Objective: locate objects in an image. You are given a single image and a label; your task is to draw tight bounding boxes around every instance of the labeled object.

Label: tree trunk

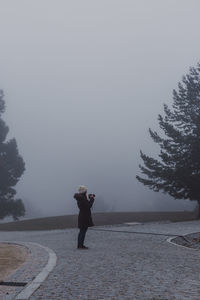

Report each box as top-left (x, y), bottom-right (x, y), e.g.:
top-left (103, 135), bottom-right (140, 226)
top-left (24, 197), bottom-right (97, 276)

top-left (196, 200), bottom-right (200, 219)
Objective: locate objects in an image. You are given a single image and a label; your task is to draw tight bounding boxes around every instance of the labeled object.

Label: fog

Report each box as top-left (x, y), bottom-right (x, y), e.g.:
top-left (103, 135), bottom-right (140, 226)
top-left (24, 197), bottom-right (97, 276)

top-left (0, 0), bottom-right (199, 217)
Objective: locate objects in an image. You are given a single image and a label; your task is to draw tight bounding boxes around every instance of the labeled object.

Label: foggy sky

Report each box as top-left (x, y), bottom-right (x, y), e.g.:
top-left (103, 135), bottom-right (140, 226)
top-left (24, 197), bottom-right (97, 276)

top-left (0, 0), bottom-right (199, 217)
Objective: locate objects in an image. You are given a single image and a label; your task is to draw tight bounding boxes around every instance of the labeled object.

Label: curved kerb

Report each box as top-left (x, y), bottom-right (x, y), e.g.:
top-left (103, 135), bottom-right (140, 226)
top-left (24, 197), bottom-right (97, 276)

top-left (16, 242), bottom-right (57, 300)
top-left (167, 236), bottom-right (199, 251)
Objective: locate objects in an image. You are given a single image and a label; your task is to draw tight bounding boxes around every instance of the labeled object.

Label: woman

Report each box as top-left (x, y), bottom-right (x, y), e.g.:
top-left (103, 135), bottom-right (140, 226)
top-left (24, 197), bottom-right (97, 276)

top-left (74, 185), bottom-right (95, 249)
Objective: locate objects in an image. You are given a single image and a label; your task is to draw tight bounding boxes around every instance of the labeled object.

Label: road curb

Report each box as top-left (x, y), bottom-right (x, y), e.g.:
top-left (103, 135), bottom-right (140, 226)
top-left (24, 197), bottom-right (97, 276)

top-left (167, 236), bottom-right (199, 251)
top-left (15, 242), bottom-right (57, 300)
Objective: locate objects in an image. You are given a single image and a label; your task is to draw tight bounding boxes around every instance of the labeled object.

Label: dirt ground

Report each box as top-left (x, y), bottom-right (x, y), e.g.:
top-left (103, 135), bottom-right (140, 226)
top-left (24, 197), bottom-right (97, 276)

top-left (0, 244), bottom-right (29, 282)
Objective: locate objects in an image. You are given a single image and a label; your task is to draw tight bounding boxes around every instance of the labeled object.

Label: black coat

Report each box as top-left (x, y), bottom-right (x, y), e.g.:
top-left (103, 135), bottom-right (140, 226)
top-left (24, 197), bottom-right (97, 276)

top-left (74, 193), bottom-right (94, 228)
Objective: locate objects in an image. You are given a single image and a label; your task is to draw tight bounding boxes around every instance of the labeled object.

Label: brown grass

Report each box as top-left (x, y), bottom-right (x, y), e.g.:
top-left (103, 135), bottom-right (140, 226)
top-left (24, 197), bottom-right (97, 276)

top-left (0, 244), bottom-right (28, 281)
top-left (0, 211), bottom-right (197, 231)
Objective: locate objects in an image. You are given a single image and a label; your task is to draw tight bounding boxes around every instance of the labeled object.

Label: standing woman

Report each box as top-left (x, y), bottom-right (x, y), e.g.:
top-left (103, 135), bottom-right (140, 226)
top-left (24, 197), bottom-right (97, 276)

top-left (74, 186), bottom-right (95, 249)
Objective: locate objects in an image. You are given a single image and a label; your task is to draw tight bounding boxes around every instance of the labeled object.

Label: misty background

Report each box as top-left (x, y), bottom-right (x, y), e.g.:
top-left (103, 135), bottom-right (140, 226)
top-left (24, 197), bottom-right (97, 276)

top-left (0, 0), bottom-right (199, 218)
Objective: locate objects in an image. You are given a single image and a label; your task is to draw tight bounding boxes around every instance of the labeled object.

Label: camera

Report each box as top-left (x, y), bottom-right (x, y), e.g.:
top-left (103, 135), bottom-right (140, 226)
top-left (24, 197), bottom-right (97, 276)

top-left (88, 194), bottom-right (95, 198)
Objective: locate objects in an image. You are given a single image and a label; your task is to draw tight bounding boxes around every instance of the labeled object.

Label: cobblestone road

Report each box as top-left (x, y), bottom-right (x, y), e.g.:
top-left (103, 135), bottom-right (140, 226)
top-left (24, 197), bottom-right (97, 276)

top-left (1, 220), bottom-right (200, 299)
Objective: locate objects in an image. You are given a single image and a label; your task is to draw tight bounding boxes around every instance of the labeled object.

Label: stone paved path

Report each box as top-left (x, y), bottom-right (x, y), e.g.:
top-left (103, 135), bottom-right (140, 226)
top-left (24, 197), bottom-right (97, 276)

top-left (0, 220), bottom-right (200, 299)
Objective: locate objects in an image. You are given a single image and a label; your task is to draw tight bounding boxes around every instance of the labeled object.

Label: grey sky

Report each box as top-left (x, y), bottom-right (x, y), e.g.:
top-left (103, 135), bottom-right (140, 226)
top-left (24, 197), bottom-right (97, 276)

top-left (0, 0), bottom-right (199, 216)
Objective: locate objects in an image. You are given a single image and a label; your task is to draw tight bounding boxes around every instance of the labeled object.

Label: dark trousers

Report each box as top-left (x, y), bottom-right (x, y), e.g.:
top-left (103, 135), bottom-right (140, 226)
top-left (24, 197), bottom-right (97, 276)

top-left (78, 227), bottom-right (88, 247)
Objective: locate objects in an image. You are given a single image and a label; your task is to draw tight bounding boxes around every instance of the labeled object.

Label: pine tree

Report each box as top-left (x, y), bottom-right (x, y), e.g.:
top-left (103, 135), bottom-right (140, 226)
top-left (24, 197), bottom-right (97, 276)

top-left (0, 90), bottom-right (25, 220)
top-left (136, 63), bottom-right (200, 217)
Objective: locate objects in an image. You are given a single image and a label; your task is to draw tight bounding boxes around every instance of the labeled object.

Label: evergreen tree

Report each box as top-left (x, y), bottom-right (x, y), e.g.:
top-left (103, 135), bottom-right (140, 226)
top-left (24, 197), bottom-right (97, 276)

top-left (136, 64), bottom-right (200, 217)
top-left (0, 90), bottom-right (25, 220)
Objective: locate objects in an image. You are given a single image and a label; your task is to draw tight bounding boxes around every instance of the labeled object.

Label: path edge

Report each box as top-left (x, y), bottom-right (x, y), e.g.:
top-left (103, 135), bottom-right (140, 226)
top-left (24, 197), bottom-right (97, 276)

top-left (15, 242), bottom-right (57, 300)
top-left (167, 236), bottom-right (199, 251)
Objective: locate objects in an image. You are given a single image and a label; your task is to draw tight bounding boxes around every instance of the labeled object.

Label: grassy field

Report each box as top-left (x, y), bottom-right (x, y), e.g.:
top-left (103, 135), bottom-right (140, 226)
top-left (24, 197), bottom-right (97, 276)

top-left (0, 211), bottom-right (197, 231)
